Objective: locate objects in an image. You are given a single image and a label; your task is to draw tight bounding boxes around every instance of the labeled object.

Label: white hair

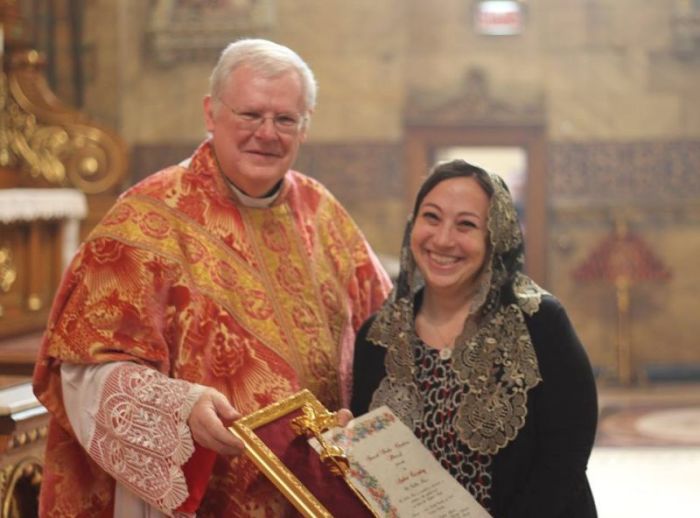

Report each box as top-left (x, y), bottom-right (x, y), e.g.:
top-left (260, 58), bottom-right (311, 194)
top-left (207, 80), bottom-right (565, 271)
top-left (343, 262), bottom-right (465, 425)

top-left (209, 38), bottom-right (317, 114)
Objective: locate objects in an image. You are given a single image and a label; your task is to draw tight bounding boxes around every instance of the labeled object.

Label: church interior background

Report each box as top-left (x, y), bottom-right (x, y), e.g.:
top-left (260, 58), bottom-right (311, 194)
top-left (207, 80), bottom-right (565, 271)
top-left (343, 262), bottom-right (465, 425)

top-left (0, 0), bottom-right (699, 516)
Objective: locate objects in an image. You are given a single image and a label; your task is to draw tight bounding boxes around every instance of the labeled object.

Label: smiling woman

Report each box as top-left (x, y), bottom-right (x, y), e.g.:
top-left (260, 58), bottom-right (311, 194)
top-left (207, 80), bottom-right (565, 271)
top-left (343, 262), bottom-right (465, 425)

top-left (352, 159), bottom-right (599, 518)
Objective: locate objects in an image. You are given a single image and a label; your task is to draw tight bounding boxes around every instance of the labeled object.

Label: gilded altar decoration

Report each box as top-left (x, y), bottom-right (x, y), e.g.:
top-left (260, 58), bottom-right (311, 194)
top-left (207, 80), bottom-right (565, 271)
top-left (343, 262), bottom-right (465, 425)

top-left (0, 53), bottom-right (68, 185)
top-left (0, 188), bottom-right (87, 336)
top-left (0, 456), bottom-right (43, 518)
top-left (0, 379), bottom-right (50, 518)
top-left (573, 215), bottom-right (671, 385)
top-left (0, 247), bottom-right (16, 295)
top-left (0, 50), bottom-right (127, 193)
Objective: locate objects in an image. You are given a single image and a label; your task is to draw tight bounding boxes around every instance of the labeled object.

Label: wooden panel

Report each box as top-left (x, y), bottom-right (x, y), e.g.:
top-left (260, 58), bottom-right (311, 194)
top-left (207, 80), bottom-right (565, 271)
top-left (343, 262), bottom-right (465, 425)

top-left (0, 334), bottom-right (42, 377)
top-left (0, 220), bottom-right (62, 339)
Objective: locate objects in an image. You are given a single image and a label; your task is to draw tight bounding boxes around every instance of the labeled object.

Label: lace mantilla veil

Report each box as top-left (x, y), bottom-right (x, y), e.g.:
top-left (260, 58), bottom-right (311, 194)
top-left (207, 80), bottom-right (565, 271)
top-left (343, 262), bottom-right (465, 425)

top-left (367, 170), bottom-right (547, 454)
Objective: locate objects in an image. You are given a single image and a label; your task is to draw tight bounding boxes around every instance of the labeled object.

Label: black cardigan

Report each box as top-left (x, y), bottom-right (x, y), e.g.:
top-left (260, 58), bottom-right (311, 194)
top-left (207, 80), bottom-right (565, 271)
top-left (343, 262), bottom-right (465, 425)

top-left (351, 295), bottom-right (598, 518)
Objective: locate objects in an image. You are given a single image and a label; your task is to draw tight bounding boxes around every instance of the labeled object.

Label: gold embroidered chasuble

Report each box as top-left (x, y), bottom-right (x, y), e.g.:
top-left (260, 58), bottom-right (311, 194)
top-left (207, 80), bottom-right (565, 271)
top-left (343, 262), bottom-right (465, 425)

top-left (32, 141), bottom-right (391, 517)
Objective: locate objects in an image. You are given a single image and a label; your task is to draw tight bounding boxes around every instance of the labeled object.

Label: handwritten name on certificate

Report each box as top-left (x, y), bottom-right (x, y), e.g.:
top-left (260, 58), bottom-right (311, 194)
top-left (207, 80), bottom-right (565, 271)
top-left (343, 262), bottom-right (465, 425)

top-left (322, 406), bottom-right (492, 518)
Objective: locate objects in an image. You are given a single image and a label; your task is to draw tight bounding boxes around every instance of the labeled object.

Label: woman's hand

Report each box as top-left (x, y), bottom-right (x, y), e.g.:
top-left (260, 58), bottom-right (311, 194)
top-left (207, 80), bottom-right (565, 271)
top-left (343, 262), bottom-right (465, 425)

top-left (336, 408), bottom-right (353, 427)
top-left (188, 387), bottom-right (245, 456)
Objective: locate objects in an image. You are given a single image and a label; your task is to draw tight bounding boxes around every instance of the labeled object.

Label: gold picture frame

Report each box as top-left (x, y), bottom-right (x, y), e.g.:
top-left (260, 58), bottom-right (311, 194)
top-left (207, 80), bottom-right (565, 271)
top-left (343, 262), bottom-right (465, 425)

top-left (229, 389), bottom-right (370, 518)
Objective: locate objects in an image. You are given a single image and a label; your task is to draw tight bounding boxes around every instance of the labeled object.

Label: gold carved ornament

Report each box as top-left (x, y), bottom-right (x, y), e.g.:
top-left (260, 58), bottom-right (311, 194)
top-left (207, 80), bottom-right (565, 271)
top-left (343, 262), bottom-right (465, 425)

top-left (229, 390), bottom-right (380, 518)
top-left (0, 246), bottom-right (17, 318)
top-left (0, 456), bottom-right (43, 518)
top-left (0, 247), bottom-right (16, 294)
top-left (291, 404), bottom-right (350, 477)
top-left (290, 403), bottom-right (379, 517)
top-left (0, 50), bottom-right (127, 194)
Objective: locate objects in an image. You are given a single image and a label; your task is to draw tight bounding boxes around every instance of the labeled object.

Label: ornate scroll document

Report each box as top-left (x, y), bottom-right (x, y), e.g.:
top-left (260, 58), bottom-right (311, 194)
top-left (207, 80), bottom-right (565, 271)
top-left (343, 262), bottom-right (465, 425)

top-left (321, 406), bottom-right (492, 518)
top-left (230, 390), bottom-right (491, 517)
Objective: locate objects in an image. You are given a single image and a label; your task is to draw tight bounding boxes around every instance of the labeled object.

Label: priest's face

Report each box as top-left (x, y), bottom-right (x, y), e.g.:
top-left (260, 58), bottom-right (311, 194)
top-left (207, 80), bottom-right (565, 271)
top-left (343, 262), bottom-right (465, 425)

top-left (203, 64), bottom-right (309, 197)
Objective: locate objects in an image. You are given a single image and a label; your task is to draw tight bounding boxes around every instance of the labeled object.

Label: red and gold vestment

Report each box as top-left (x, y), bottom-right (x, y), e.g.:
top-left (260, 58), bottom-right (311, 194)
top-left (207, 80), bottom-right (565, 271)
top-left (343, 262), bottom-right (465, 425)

top-left (33, 141), bottom-right (391, 517)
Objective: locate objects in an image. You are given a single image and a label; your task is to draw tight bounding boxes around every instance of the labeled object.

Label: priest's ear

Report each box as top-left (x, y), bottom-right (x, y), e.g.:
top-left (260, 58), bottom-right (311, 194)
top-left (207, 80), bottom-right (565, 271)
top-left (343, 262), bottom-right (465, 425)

top-left (203, 95), bottom-right (217, 133)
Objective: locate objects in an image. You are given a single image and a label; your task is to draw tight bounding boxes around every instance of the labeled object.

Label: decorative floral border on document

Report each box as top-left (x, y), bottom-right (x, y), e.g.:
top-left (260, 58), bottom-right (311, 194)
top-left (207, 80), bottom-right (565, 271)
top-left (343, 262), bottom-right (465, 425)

top-left (329, 410), bottom-right (399, 517)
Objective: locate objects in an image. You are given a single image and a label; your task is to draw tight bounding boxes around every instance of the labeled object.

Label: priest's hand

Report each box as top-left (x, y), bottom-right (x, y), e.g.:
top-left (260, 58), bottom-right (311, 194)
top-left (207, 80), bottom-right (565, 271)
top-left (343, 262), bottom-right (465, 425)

top-left (188, 387), bottom-right (245, 456)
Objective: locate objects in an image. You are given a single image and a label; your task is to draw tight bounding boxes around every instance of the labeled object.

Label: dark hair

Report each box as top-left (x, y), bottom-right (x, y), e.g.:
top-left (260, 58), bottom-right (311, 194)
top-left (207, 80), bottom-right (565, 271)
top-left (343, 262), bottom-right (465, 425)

top-left (412, 159), bottom-right (494, 219)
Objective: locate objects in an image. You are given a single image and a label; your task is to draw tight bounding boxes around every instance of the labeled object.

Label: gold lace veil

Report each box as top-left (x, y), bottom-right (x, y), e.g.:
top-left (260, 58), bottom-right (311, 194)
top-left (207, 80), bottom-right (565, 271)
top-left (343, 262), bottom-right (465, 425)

top-left (367, 163), bottom-right (546, 454)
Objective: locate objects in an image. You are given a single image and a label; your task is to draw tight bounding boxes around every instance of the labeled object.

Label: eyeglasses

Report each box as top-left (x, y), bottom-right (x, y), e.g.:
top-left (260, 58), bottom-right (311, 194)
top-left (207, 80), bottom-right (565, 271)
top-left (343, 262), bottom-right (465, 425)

top-left (218, 98), bottom-right (306, 136)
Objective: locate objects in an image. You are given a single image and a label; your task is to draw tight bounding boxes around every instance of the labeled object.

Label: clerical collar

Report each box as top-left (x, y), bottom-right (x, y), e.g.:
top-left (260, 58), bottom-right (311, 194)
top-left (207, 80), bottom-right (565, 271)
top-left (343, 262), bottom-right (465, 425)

top-left (226, 178), bottom-right (283, 208)
top-left (202, 146), bottom-right (283, 207)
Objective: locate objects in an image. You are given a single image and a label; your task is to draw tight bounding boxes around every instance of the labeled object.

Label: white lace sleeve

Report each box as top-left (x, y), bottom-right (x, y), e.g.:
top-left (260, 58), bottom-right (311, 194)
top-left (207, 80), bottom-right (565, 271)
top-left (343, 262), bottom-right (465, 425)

top-left (61, 362), bottom-right (207, 517)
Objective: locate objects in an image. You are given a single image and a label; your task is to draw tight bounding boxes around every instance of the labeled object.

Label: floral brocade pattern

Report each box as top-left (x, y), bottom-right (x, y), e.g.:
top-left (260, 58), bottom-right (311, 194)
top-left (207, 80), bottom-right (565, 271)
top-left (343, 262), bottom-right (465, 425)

top-left (75, 144), bottom-right (368, 409)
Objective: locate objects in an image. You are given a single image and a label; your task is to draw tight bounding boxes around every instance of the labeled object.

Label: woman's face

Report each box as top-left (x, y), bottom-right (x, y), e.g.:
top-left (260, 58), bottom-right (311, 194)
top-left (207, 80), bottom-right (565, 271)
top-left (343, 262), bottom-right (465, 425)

top-left (410, 176), bottom-right (490, 299)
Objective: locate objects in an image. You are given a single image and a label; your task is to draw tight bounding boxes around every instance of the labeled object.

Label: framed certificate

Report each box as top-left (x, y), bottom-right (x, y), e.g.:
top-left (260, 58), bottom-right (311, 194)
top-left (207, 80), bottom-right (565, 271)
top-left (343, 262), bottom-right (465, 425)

top-left (230, 390), bottom-right (491, 518)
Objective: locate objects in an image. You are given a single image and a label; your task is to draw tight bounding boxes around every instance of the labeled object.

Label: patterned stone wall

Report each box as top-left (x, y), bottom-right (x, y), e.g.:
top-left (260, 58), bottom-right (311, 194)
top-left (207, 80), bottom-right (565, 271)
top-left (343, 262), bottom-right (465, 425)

top-left (549, 141), bottom-right (700, 379)
top-left (551, 141), bottom-right (700, 202)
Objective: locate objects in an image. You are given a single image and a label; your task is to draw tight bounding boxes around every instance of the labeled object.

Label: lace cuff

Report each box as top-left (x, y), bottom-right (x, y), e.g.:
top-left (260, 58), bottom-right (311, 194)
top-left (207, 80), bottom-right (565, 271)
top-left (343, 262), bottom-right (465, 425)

top-left (81, 363), bottom-right (203, 516)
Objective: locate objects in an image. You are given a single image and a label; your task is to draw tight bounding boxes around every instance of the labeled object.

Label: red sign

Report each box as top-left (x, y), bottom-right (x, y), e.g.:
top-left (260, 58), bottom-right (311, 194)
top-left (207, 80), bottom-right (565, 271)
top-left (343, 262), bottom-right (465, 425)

top-left (475, 1), bottom-right (524, 36)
